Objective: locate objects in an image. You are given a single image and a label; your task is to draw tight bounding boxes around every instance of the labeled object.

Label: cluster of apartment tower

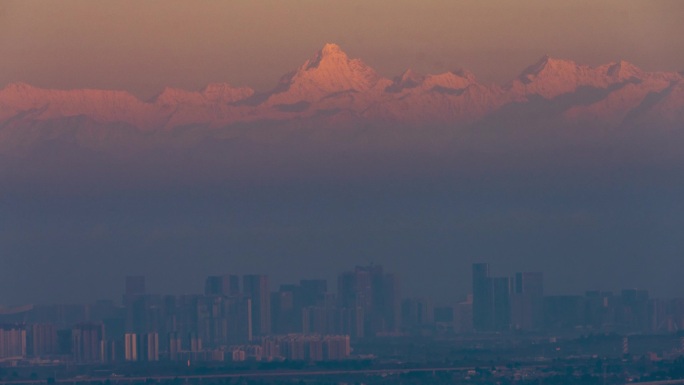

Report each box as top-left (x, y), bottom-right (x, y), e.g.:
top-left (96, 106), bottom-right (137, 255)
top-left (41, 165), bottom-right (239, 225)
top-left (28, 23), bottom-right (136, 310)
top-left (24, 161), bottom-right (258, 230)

top-left (2, 263), bottom-right (684, 364)
top-left (470, 263), bottom-right (684, 334)
top-left (0, 265), bottom-right (397, 363)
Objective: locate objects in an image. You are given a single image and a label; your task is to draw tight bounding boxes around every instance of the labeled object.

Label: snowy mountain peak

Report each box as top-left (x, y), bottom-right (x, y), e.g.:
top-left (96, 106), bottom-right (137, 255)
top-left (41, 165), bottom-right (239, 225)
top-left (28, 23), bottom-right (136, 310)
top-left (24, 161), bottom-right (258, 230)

top-left (426, 70), bottom-right (477, 89)
top-left (450, 69), bottom-right (477, 82)
top-left (265, 43), bottom-right (381, 104)
top-left (303, 43), bottom-right (351, 71)
top-left (320, 43), bottom-right (345, 56)
top-left (508, 55), bottom-right (618, 99)
top-left (149, 83), bottom-right (254, 106)
top-left (605, 60), bottom-right (643, 81)
top-left (1, 46), bottom-right (682, 132)
top-left (401, 69), bottom-right (424, 84)
top-left (201, 83), bottom-right (254, 103)
top-left (152, 87), bottom-right (194, 105)
top-left (385, 69), bottom-right (424, 93)
top-left (1, 82), bottom-right (44, 101)
top-left (519, 55), bottom-right (580, 82)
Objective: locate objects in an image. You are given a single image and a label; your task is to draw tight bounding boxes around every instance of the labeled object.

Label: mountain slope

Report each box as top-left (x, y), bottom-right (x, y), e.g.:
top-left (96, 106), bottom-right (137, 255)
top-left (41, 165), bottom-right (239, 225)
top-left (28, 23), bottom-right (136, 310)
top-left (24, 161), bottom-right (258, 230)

top-left (1, 44), bottom-right (682, 142)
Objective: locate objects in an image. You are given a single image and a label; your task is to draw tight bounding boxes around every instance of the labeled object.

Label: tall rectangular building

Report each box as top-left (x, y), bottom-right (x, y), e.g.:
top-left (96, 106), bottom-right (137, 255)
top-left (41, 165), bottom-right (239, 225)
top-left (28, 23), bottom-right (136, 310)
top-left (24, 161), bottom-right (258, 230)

top-left (511, 272), bottom-right (544, 330)
top-left (243, 275), bottom-right (271, 336)
top-left (0, 324), bottom-right (27, 359)
top-left (337, 272), bottom-right (359, 309)
top-left (300, 279), bottom-right (327, 307)
top-left (381, 273), bottom-right (401, 333)
top-left (472, 263), bottom-right (493, 331)
top-left (124, 333), bottom-right (137, 361)
top-left (620, 289), bottom-right (650, 332)
top-left (205, 275), bottom-right (240, 296)
top-left (168, 332), bottom-right (181, 361)
top-left (138, 332), bottom-right (159, 361)
top-left (272, 289), bottom-right (298, 334)
top-left (491, 276), bottom-right (511, 331)
top-left (515, 272), bottom-right (543, 296)
top-left (72, 322), bottom-right (105, 363)
top-left (29, 323), bottom-right (57, 357)
top-left (401, 298), bottom-right (433, 330)
top-left (337, 265), bottom-right (399, 336)
top-left (123, 276), bottom-right (148, 334)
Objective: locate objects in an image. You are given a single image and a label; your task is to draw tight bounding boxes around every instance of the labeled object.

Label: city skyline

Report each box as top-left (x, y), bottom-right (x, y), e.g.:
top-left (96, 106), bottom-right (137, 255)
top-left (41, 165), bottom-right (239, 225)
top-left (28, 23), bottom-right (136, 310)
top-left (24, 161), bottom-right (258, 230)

top-left (0, 262), bottom-right (674, 310)
top-left (1, 2), bottom-right (683, 383)
top-left (2, 259), bottom-right (684, 385)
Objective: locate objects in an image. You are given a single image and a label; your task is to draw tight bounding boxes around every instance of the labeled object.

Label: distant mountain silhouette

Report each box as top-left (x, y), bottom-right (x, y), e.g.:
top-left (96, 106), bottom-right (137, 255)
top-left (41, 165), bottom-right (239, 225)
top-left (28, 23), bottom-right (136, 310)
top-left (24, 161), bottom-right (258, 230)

top-left (1, 43), bottom-right (682, 152)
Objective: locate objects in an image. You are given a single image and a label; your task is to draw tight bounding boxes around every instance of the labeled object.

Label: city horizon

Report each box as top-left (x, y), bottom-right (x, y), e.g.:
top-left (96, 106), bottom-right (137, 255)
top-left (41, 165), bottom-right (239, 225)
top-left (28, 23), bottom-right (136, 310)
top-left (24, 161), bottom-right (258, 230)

top-left (2, 4), bottom-right (684, 382)
top-left (0, 260), bottom-right (673, 307)
top-left (1, 260), bottom-right (682, 368)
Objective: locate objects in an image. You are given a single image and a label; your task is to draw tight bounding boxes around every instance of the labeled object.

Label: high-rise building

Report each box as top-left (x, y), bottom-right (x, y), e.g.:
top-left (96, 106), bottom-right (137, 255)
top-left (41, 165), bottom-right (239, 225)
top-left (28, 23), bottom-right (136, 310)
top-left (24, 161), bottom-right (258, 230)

top-left (188, 332), bottom-right (202, 352)
top-left (139, 332), bottom-right (159, 361)
top-left (380, 273), bottom-right (401, 333)
top-left (472, 263), bottom-right (513, 331)
top-left (123, 276), bottom-right (150, 334)
top-left (300, 279), bottom-right (328, 307)
top-left (619, 289), bottom-right (650, 332)
top-left (511, 272), bottom-right (544, 330)
top-left (455, 296), bottom-right (474, 333)
top-left (337, 265), bottom-right (400, 336)
top-left (243, 275), bottom-right (271, 336)
top-left (124, 332), bottom-right (137, 361)
top-left (401, 298), bottom-right (433, 331)
top-left (168, 332), bottom-right (181, 361)
top-left (56, 329), bottom-right (72, 356)
top-left (584, 291), bottom-right (615, 330)
top-left (472, 263), bottom-right (493, 331)
top-left (272, 289), bottom-right (298, 334)
top-left (322, 335), bottom-right (351, 360)
top-left (337, 271), bottom-right (358, 309)
top-left (545, 295), bottom-right (586, 330)
top-left (301, 293), bottom-right (337, 335)
top-left (491, 276), bottom-right (511, 331)
top-left (337, 306), bottom-right (365, 339)
top-left (196, 295), bottom-right (225, 348)
top-left (515, 272), bottom-right (544, 296)
top-left (72, 322), bottom-right (105, 363)
top-left (222, 296), bottom-right (252, 343)
top-left (434, 306), bottom-right (456, 332)
top-left (0, 324), bottom-right (27, 359)
top-left (204, 275), bottom-right (240, 297)
top-left (28, 323), bottom-right (57, 358)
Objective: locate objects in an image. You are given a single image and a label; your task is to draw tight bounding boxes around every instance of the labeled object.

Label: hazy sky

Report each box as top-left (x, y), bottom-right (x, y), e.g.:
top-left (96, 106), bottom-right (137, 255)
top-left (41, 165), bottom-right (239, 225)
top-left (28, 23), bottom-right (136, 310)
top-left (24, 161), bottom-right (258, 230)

top-left (1, 0), bottom-right (684, 305)
top-left (1, 0), bottom-right (683, 98)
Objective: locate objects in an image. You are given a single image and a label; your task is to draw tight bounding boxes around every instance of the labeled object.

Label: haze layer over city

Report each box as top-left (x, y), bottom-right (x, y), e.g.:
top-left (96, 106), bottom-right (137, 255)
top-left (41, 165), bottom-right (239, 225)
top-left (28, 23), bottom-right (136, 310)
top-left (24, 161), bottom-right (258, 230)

top-left (1, 0), bottom-right (683, 308)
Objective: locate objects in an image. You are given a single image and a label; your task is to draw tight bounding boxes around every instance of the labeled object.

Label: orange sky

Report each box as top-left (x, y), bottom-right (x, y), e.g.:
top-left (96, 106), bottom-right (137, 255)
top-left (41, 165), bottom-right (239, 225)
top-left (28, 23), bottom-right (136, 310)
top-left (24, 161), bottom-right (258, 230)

top-left (1, 0), bottom-right (683, 98)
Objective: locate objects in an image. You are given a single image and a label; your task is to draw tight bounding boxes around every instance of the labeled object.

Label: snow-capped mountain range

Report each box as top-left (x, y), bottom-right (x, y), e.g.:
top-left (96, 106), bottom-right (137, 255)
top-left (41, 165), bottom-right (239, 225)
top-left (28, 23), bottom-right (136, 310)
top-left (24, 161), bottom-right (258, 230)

top-left (1, 43), bottom-right (683, 135)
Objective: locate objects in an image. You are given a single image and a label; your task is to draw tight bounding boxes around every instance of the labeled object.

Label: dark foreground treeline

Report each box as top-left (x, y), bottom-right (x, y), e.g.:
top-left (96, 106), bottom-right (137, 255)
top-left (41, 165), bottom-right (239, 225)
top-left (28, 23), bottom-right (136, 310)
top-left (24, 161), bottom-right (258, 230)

top-left (4, 357), bottom-right (684, 385)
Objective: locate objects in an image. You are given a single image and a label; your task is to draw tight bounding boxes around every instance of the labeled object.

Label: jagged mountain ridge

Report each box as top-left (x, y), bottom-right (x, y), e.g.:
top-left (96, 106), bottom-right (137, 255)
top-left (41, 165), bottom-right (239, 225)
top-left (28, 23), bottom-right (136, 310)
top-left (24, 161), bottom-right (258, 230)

top-left (1, 43), bottom-right (683, 134)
